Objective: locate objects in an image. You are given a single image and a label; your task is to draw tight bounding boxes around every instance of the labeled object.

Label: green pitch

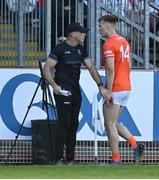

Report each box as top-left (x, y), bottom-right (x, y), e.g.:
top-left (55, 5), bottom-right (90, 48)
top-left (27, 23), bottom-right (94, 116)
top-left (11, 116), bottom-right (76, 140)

top-left (0, 165), bottom-right (159, 179)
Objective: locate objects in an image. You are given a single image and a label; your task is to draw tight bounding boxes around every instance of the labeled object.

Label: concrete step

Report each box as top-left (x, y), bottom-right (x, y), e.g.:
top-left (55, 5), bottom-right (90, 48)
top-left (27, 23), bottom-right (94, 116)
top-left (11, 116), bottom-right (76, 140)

top-left (0, 60), bottom-right (40, 67)
top-left (0, 29), bottom-right (15, 33)
top-left (0, 33), bottom-right (17, 39)
top-left (0, 28), bottom-right (15, 33)
top-left (0, 42), bottom-right (38, 50)
top-left (0, 50), bottom-right (45, 57)
top-left (0, 24), bottom-right (13, 31)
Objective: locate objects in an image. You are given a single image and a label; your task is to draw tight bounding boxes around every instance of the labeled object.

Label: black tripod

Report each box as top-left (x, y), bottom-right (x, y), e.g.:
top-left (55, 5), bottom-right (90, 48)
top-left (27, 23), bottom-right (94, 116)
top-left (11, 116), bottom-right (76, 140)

top-left (6, 60), bottom-right (57, 164)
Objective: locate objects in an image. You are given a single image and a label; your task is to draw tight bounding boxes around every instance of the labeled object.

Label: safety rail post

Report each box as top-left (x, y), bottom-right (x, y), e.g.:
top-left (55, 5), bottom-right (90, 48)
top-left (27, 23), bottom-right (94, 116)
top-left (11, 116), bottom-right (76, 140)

top-left (87, 0), bottom-right (96, 64)
top-left (144, 0), bottom-right (150, 69)
top-left (75, 0), bottom-right (84, 25)
top-left (95, 0), bottom-right (101, 69)
top-left (18, 0), bottom-right (25, 67)
top-left (46, 0), bottom-right (51, 57)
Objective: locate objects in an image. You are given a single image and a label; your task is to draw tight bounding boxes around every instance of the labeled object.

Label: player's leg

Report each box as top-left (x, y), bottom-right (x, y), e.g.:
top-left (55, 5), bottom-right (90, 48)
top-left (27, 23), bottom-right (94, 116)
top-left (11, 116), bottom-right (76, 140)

top-left (103, 102), bottom-right (121, 163)
top-left (54, 94), bottom-right (72, 164)
top-left (117, 123), bottom-right (137, 148)
top-left (113, 91), bottom-right (145, 163)
top-left (65, 93), bottom-right (82, 164)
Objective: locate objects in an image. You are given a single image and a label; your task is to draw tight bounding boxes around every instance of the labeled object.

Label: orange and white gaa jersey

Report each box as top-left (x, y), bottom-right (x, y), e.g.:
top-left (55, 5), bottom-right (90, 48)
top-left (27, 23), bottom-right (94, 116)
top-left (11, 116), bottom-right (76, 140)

top-left (103, 34), bottom-right (131, 92)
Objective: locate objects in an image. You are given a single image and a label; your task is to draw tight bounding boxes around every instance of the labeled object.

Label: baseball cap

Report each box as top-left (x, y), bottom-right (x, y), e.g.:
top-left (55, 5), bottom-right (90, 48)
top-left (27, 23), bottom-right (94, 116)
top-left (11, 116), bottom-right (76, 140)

top-left (66, 22), bottom-right (89, 35)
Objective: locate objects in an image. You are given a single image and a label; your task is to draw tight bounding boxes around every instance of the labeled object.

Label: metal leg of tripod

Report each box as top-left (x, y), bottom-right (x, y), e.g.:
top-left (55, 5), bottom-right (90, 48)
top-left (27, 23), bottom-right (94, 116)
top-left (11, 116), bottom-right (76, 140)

top-left (41, 82), bottom-right (56, 164)
top-left (47, 85), bottom-right (57, 119)
top-left (45, 83), bottom-right (57, 163)
top-left (6, 78), bottom-right (43, 164)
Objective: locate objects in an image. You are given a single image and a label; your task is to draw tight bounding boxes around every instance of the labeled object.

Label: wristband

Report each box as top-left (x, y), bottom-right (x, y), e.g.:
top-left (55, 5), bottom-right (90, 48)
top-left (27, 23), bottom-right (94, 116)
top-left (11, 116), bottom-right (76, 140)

top-left (97, 82), bottom-right (103, 87)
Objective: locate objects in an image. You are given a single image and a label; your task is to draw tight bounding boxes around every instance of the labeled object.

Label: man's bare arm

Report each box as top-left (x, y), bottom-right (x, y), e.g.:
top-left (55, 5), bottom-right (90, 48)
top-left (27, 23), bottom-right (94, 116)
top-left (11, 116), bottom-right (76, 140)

top-left (105, 57), bottom-right (114, 92)
top-left (43, 58), bottom-right (61, 95)
top-left (84, 58), bottom-right (111, 99)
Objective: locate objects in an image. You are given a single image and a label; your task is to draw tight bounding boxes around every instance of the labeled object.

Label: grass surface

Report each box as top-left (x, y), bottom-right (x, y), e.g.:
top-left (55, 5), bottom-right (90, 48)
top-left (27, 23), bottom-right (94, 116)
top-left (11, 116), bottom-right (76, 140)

top-left (0, 165), bottom-right (159, 179)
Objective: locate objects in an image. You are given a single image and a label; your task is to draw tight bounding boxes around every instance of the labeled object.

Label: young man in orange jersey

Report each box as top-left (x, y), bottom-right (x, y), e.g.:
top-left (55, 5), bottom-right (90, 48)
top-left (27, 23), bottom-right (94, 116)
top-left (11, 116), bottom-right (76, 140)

top-left (98, 15), bottom-right (144, 165)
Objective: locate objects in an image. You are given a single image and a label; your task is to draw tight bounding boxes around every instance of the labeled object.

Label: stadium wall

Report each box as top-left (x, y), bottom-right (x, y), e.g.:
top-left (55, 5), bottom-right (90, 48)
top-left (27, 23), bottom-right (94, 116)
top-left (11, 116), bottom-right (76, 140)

top-left (0, 69), bottom-right (158, 141)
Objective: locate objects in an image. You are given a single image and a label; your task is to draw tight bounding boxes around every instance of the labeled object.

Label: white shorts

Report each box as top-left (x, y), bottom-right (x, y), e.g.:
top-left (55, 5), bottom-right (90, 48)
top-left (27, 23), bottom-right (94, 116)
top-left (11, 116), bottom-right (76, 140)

top-left (111, 91), bottom-right (131, 106)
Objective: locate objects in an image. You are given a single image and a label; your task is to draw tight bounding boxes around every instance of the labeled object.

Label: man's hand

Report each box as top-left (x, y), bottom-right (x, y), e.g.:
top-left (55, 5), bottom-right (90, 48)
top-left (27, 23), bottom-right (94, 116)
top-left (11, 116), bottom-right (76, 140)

top-left (99, 86), bottom-right (111, 100)
top-left (99, 86), bottom-right (113, 108)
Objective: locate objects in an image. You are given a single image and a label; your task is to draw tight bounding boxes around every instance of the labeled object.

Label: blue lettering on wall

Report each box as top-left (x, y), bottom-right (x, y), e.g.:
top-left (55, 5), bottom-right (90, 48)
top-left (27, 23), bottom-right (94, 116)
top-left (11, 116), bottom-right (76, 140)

top-left (0, 74), bottom-right (39, 135)
top-left (0, 73), bottom-right (141, 138)
top-left (78, 76), bottom-right (141, 136)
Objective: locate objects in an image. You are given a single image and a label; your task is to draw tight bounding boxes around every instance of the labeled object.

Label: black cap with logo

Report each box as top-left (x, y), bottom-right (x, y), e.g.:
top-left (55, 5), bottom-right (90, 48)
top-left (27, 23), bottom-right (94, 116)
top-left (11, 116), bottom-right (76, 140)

top-left (66, 22), bottom-right (89, 35)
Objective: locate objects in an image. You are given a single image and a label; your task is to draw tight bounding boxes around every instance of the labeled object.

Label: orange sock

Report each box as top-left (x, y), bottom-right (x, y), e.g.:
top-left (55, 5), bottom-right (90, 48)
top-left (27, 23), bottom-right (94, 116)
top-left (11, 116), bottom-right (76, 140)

top-left (112, 152), bottom-right (120, 162)
top-left (128, 136), bottom-right (137, 149)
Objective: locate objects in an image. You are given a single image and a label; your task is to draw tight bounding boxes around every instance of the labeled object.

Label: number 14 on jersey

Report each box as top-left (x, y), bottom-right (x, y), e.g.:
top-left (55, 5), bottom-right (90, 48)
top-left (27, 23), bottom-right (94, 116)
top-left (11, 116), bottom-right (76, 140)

top-left (120, 45), bottom-right (130, 62)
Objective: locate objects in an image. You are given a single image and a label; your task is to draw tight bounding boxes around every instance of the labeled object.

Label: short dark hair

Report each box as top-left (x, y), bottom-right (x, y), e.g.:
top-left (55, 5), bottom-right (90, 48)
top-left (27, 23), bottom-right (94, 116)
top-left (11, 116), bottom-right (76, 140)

top-left (98, 15), bottom-right (118, 24)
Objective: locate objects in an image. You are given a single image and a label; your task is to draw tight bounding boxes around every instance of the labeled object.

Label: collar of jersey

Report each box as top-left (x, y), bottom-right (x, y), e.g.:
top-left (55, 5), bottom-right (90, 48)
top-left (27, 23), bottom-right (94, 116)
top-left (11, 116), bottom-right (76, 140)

top-left (109, 34), bottom-right (118, 39)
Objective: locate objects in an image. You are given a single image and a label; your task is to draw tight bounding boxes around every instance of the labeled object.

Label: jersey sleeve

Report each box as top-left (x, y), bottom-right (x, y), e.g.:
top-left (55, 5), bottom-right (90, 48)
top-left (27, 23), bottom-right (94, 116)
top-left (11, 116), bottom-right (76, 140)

top-left (48, 46), bottom-right (60, 62)
top-left (103, 41), bottom-right (115, 59)
top-left (79, 45), bottom-right (89, 60)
